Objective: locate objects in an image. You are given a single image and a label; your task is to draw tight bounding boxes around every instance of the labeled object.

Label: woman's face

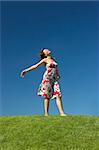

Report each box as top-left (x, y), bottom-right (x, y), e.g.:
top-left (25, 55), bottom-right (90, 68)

top-left (43, 49), bottom-right (51, 56)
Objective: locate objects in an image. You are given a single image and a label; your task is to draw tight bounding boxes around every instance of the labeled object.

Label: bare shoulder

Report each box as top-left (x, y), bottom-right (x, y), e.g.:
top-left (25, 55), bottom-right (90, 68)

top-left (41, 58), bottom-right (47, 64)
top-left (45, 58), bottom-right (56, 64)
top-left (38, 57), bottom-right (55, 66)
top-left (43, 58), bottom-right (47, 62)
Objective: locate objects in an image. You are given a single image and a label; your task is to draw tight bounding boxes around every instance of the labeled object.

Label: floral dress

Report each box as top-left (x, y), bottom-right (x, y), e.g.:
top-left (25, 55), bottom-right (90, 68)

top-left (37, 61), bottom-right (62, 100)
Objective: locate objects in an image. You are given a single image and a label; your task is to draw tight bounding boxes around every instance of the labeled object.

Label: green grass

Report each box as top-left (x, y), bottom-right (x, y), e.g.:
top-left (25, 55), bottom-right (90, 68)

top-left (0, 115), bottom-right (99, 150)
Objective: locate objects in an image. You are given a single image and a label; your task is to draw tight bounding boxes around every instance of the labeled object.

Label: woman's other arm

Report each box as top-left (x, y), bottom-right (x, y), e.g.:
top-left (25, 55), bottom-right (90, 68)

top-left (56, 66), bottom-right (60, 80)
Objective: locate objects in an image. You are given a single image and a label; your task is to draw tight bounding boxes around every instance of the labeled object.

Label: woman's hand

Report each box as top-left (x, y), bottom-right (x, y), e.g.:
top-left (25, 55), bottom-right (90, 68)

top-left (57, 75), bottom-right (60, 80)
top-left (20, 69), bottom-right (28, 78)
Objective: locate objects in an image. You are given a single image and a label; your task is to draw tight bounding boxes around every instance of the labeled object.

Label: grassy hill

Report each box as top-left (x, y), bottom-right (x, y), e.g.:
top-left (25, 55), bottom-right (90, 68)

top-left (0, 115), bottom-right (99, 150)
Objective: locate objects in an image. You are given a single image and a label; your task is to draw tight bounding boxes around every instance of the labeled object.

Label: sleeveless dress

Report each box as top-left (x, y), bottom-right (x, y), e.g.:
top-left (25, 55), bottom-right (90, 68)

top-left (37, 61), bottom-right (62, 100)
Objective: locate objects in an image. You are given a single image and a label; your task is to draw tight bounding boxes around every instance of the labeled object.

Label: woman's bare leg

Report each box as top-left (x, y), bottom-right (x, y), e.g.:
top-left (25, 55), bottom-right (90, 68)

top-left (56, 96), bottom-right (66, 116)
top-left (44, 98), bottom-right (50, 116)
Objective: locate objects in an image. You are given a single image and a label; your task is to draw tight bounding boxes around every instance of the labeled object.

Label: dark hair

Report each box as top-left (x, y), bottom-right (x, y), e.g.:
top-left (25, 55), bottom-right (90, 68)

top-left (39, 48), bottom-right (47, 60)
top-left (39, 48), bottom-right (56, 63)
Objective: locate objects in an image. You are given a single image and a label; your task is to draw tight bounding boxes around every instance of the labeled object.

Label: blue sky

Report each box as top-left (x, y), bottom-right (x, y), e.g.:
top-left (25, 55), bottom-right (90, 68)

top-left (1, 1), bottom-right (99, 116)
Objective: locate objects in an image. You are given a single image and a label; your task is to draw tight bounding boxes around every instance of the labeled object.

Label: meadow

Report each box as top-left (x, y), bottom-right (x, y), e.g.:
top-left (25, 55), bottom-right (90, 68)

top-left (0, 115), bottom-right (98, 150)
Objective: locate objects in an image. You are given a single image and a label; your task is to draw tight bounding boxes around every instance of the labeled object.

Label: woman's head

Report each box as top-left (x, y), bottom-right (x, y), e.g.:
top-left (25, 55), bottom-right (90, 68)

top-left (39, 48), bottom-right (51, 60)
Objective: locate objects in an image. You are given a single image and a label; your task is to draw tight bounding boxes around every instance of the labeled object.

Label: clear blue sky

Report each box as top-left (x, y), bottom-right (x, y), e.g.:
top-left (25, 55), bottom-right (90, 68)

top-left (1, 1), bottom-right (99, 116)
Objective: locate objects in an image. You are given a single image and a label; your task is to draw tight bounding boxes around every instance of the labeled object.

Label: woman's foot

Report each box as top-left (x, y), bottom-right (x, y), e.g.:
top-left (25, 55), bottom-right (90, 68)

top-left (60, 113), bottom-right (67, 116)
top-left (44, 114), bottom-right (49, 116)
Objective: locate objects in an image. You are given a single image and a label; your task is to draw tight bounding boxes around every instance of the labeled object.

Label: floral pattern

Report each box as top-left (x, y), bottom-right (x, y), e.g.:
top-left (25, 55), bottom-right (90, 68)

top-left (37, 62), bottom-right (62, 100)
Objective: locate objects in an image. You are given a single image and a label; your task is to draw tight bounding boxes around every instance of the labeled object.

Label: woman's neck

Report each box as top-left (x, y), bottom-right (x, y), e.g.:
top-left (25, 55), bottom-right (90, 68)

top-left (47, 54), bottom-right (52, 59)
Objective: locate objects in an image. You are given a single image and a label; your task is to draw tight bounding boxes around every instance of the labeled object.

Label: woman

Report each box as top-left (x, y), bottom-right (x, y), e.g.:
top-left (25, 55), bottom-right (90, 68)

top-left (20, 48), bottom-right (66, 116)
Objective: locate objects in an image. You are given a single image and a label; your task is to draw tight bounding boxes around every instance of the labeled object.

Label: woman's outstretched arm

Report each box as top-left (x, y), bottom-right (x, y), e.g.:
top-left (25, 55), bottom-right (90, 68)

top-left (20, 58), bottom-right (46, 77)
